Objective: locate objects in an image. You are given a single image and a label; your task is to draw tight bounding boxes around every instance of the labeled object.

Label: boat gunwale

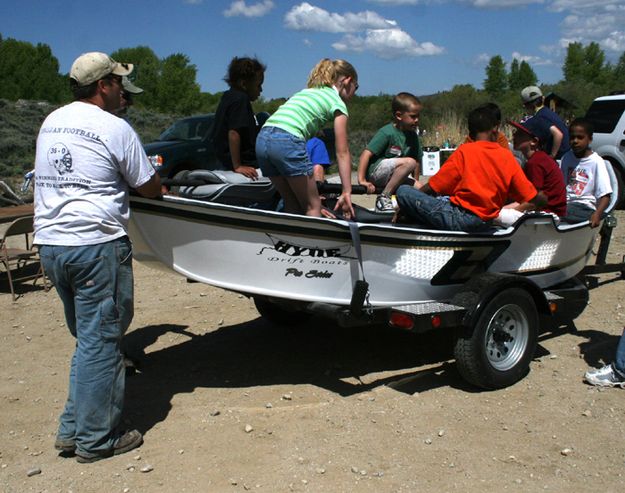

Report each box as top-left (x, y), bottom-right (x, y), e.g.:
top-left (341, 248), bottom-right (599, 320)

top-left (130, 194), bottom-right (596, 246)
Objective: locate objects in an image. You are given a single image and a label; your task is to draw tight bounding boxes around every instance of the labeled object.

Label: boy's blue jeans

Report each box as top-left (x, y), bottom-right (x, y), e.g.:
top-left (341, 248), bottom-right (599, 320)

top-left (39, 237), bottom-right (133, 455)
top-left (396, 185), bottom-right (491, 232)
top-left (614, 328), bottom-right (625, 376)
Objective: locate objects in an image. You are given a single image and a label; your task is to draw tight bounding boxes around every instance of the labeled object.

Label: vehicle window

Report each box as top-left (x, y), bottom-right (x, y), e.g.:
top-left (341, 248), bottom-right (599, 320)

top-left (159, 117), bottom-right (214, 141)
top-left (585, 100), bottom-right (625, 133)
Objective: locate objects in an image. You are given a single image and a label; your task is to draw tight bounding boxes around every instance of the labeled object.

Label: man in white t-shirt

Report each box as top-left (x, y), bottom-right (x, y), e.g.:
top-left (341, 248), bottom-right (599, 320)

top-left (560, 118), bottom-right (612, 227)
top-left (34, 52), bottom-right (161, 463)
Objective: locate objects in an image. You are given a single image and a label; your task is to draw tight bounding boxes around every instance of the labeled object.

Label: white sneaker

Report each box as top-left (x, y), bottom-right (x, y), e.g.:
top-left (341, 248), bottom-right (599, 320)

top-left (375, 193), bottom-right (394, 212)
top-left (584, 364), bottom-right (625, 388)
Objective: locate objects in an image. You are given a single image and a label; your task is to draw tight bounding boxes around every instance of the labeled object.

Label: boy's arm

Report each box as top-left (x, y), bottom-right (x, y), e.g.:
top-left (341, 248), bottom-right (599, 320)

top-left (357, 149), bottom-right (376, 194)
top-left (228, 129), bottom-right (258, 180)
top-left (590, 194), bottom-right (611, 228)
top-left (519, 191), bottom-right (547, 211)
top-left (548, 125), bottom-right (564, 159)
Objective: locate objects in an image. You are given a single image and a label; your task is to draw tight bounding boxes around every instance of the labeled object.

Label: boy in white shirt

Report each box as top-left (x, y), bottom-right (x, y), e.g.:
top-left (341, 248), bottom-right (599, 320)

top-left (561, 118), bottom-right (612, 228)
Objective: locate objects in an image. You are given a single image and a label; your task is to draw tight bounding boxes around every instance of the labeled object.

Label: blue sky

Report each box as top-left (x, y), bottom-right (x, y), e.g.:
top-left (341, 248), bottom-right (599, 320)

top-left (1, 0), bottom-right (624, 100)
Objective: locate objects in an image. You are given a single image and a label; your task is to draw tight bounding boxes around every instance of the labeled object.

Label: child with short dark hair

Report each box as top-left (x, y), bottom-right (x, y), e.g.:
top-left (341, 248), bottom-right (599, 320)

top-left (464, 102), bottom-right (509, 149)
top-left (498, 117), bottom-right (567, 223)
top-left (395, 105), bottom-right (546, 232)
top-left (561, 118), bottom-right (612, 227)
top-left (212, 56), bottom-right (266, 180)
top-left (358, 92), bottom-right (422, 212)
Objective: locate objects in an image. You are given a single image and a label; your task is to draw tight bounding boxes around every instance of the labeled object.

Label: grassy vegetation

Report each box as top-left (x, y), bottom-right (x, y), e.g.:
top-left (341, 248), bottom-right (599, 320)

top-left (0, 99), bottom-right (179, 183)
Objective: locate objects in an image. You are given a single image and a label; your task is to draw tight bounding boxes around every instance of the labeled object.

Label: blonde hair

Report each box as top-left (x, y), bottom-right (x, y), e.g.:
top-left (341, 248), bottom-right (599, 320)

top-left (307, 59), bottom-right (357, 88)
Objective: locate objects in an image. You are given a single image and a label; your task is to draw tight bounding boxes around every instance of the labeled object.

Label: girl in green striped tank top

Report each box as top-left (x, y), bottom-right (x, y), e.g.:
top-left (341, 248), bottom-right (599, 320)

top-left (256, 59), bottom-right (358, 219)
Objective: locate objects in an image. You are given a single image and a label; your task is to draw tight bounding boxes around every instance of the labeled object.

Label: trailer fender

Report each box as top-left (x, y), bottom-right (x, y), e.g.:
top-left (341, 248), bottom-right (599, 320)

top-left (451, 272), bottom-right (550, 333)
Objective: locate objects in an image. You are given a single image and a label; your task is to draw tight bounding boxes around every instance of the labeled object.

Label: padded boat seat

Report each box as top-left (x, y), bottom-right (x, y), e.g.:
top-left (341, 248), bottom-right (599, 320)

top-left (173, 169), bottom-right (279, 210)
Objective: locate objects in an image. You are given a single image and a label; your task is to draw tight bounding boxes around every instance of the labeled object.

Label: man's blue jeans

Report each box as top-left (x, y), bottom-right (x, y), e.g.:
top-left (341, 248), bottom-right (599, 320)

top-left (396, 185), bottom-right (491, 232)
top-left (39, 237), bottom-right (133, 455)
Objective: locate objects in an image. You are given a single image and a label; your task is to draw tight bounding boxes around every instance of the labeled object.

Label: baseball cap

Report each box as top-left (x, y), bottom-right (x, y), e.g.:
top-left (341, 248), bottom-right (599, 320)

top-left (70, 52), bottom-right (133, 87)
top-left (520, 86), bottom-right (543, 104)
top-left (508, 117), bottom-right (549, 142)
top-left (122, 76), bottom-right (144, 94)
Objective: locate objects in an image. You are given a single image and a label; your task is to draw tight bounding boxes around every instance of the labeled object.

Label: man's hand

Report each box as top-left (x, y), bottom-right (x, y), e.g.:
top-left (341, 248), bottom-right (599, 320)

top-left (234, 165), bottom-right (258, 180)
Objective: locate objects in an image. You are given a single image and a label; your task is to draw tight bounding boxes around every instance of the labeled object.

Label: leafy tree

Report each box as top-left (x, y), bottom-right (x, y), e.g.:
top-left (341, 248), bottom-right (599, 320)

top-left (508, 59), bottom-right (520, 91)
top-left (583, 42), bottom-right (606, 82)
top-left (518, 61), bottom-right (538, 89)
top-left (110, 46), bottom-right (160, 109)
top-left (154, 53), bottom-right (202, 114)
top-left (0, 36), bottom-right (68, 103)
top-left (563, 42), bottom-right (585, 82)
top-left (612, 52), bottom-right (625, 91)
top-left (484, 56), bottom-right (507, 98)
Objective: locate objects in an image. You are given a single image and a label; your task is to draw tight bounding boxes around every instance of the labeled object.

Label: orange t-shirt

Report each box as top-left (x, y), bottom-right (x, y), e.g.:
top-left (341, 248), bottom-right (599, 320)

top-left (464, 131), bottom-right (510, 149)
top-left (429, 141), bottom-right (537, 221)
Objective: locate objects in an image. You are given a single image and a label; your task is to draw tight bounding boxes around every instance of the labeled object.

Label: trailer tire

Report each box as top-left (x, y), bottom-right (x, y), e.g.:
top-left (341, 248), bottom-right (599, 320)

top-left (454, 288), bottom-right (538, 390)
top-left (254, 297), bottom-right (311, 326)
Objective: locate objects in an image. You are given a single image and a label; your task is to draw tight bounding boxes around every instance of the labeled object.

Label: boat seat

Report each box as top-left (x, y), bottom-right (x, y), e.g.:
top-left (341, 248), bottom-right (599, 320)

top-left (172, 169), bottom-right (279, 210)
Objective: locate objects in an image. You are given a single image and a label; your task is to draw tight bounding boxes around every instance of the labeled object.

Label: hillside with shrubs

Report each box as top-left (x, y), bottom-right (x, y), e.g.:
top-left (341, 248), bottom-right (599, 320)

top-left (1, 33), bottom-right (624, 183)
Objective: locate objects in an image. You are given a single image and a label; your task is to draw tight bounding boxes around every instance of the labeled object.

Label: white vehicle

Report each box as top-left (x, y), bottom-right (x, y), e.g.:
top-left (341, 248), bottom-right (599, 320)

top-left (585, 93), bottom-right (625, 207)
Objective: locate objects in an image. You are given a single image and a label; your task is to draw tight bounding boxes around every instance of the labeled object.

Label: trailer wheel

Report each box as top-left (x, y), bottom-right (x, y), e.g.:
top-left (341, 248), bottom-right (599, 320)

top-left (254, 297), bottom-right (311, 326)
top-left (454, 288), bottom-right (538, 390)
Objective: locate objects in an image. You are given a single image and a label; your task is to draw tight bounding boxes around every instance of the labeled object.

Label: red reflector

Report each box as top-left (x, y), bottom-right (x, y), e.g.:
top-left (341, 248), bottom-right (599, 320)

top-left (390, 312), bottom-right (414, 330)
top-left (431, 315), bottom-right (442, 328)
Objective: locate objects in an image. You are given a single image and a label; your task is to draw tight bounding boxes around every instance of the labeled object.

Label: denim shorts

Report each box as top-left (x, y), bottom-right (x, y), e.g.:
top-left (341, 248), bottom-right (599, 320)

top-left (256, 126), bottom-right (313, 177)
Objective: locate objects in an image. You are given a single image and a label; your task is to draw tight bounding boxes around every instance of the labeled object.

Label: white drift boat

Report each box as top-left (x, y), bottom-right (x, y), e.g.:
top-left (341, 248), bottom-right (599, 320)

top-left (128, 167), bottom-right (621, 389)
top-left (130, 193), bottom-right (596, 305)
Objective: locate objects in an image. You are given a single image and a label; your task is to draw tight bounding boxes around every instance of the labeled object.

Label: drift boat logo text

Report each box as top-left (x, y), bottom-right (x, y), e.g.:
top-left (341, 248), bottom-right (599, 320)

top-left (259, 234), bottom-right (352, 262)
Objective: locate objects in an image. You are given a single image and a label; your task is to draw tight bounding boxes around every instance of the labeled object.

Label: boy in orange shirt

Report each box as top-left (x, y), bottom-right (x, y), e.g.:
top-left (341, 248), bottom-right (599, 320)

top-left (395, 105), bottom-right (546, 231)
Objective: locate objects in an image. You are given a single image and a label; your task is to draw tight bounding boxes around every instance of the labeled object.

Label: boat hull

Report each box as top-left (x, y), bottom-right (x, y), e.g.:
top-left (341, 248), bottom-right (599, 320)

top-left (129, 196), bottom-right (598, 306)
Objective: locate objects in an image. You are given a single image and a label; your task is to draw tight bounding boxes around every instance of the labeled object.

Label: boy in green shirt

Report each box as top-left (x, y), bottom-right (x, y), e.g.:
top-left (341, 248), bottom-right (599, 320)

top-left (358, 92), bottom-right (423, 211)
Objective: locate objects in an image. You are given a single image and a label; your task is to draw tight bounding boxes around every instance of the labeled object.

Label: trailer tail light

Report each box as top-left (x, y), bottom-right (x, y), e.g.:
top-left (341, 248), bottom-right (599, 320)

top-left (390, 312), bottom-right (414, 330)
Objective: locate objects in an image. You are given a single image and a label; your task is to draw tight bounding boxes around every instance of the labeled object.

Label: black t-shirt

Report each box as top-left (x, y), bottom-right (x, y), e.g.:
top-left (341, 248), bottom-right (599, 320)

top-left (212, 88), bottom-right (258, 168)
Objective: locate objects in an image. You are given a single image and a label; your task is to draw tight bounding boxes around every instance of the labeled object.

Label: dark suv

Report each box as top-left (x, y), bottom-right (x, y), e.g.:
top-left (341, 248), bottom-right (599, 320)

top-left (144, 114), bottom-right (224, 178)
top-left (584, 94), bottom-right (625, 207)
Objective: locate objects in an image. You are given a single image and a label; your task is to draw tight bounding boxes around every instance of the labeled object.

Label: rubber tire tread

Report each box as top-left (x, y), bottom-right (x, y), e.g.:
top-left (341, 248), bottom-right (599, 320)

top-left (454, 288), bottom-right (538, 390)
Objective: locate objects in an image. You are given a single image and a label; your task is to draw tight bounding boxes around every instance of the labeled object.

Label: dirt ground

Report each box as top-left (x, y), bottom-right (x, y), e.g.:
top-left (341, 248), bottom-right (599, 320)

top-left (2, 209), bottom-right (625, 493)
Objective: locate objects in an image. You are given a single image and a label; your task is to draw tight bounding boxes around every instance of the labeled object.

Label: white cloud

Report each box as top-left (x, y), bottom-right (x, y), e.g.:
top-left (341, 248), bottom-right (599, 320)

top-left (284, 2), bottom-right (397, 33)
top-left (473, 53), bottom-right (492, 66)
top-left (602, 31), bottom-right (625, 52)
top-left (548, 0), bottom-right (607, 13)
top-left (333, 28), bottom-right (444, 59)
top-left (553, 0), bottom-right (625, 53)
top-left (466, 0), bottom-right (544, 8)
top-left (510, 51), bottom-right (553, 66)
top-left (366, 0), bottom-right (421, 4)
top-left (184, 0), bottom-right (203, 4)
top-left (223, 0), bottom-right (275, 18)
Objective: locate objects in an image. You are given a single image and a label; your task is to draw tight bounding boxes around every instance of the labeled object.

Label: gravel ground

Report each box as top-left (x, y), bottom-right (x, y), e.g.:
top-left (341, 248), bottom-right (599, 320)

top-left (1, 209), bottom-right (625, 492)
